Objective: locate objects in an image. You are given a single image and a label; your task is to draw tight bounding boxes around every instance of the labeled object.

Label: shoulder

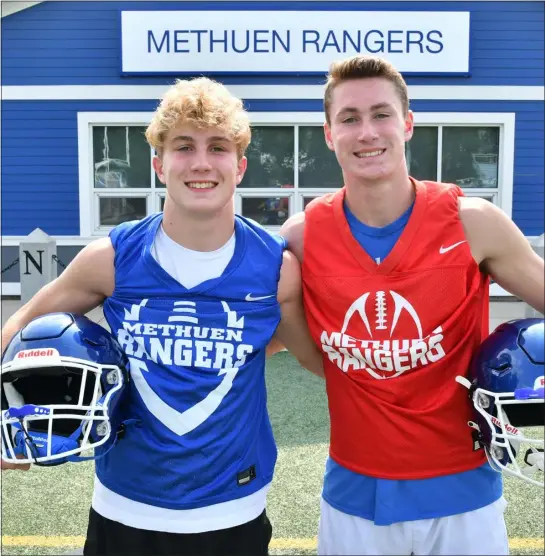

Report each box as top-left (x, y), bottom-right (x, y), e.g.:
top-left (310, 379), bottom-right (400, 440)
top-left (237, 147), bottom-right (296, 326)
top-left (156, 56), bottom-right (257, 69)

top-left (280, 211), bottom-right (306, 241)
top-left (279, 212), bottom-right (306, 262)
top-left (62, 237), bottom-right (114, 297)
top-left (110, 213), bottom-right (161, 249)
top-left (458, 196), bottom-right (509, 263)
top-left (458, 196), bottom-right (500, 226)
top-left (419, 180), bottom-right (463, 207)
top-left (76, 236), bottom-right (114, 264)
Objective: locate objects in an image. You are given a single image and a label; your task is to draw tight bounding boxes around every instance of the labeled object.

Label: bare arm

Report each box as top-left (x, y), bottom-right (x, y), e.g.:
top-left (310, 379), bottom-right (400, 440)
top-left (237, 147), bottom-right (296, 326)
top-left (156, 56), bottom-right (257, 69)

top-left (279, 212), bottom-right (306, 263)
top-left (272, 251), bottom-right (324, 378)
top-left (265, 213), bottom-right (308, 358)
top-left (1, 238), bottom-right (115, 469)
top-left (461, 197), bottom-right (544, 313)
top-left (1, 238), bottom-right (115, 354)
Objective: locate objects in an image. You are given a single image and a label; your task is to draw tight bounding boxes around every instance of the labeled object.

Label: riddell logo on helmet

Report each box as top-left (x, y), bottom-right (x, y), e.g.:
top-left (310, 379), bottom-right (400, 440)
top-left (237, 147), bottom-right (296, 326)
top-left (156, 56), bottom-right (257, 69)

top-left (15, 348), bottom-right (59, 359)
top-left (490, 415), bottom-right (520, 435)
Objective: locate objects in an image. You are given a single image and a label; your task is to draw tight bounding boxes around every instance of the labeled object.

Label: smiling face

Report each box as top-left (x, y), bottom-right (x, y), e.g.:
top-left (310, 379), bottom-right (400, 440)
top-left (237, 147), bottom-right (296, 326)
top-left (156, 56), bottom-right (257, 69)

top-left (153, 123), bottom-right (247, 217)
top-left (324, 77), bottom-right (414, 186)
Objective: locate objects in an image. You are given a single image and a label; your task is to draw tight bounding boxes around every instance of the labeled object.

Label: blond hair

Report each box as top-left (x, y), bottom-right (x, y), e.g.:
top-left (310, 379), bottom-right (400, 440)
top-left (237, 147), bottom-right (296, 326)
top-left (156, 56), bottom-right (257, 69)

top-left (146, 77), bottom-right (251, 159)
top-left (324, 55), bottom-right (409, 124)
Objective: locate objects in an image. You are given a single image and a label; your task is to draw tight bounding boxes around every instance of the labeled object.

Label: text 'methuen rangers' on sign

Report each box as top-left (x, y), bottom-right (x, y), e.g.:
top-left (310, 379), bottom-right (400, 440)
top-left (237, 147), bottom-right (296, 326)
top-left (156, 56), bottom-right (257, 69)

top-left (120, 11), bottom-right (470, 75)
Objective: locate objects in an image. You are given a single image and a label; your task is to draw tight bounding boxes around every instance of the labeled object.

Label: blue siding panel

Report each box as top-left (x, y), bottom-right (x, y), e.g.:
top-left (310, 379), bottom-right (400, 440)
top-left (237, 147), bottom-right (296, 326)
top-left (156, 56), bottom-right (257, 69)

top-left (1, 2), bottom-right (543, 239)
top-left (1, 98), bottom-right (543, 237)
top-left (1, 1), bottom-right (544, 86)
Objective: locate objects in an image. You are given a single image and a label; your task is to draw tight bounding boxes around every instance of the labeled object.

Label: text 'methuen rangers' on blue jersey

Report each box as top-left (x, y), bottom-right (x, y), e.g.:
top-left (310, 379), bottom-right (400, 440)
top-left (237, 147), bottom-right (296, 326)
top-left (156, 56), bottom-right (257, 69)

top-left (94, 213), bottom-right (285, 527)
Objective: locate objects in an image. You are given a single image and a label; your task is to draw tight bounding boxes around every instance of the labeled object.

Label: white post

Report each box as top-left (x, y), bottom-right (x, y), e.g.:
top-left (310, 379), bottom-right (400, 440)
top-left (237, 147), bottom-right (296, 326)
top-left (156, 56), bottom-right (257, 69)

top-left (18, 228), bottom-right (58, 304)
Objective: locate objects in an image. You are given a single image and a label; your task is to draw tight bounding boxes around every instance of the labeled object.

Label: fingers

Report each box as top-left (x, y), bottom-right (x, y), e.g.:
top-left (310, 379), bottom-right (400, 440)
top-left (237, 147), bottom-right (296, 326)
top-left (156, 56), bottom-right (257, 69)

top-left (1, 455), bottom-right (31, 471)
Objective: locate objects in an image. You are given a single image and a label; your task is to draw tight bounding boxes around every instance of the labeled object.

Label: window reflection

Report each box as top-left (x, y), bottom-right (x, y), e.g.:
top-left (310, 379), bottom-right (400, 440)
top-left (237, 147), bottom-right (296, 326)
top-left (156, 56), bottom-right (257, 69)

top-left (93, 126), bottom-right (151, 188)
top-left (241, 197), bottom-right (289, 226)
top-left (240, 127), bottom-right (294, 188)
top-left (99, 197), bottom-right (147, 226)
top-left (442, 127), bottom-right (499, 188)
top-left (299, 127), bottom-right (343, 188)
top-left (406, 127), bottom-right (438, 181)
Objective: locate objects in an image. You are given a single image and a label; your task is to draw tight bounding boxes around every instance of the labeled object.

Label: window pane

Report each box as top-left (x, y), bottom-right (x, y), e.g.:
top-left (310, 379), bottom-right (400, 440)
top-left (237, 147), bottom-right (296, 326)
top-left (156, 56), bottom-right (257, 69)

top-left (299, 126), bottom-right (343, 188)
top-left (160, 196), bottom-right (166, 211)
top-left (241, 197), bottom-right (289, 226)
top-left (406, 127), bottom-right (438, 181)
top-left (240, 127), bottom-right (294, 188)
top-left (442, 127), bottom-right (499, 188)
top-left (99, 197), bottom-right (147, 226)
top-left (93, 126), bottom-right (151, 188)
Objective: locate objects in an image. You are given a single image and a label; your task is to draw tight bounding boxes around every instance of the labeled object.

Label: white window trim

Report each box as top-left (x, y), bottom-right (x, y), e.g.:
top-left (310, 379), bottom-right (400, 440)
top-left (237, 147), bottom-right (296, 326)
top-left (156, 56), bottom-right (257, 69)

top-left (77, 112), bottom-right (155, 236)
top-left (413, 112), bottom-right (515, 218)
top-left (239, 111), bottom-right (515, 216)
top-left (5, 85), bottom-right (545, 101)
top-left (94, 191), bottom-right (151, 234)
top-left (78, 110), bottom-right (516, 232)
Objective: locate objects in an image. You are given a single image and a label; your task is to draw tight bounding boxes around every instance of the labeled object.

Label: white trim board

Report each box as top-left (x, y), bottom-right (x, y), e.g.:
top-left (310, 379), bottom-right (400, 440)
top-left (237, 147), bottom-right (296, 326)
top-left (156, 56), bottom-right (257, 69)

top-left (1, 236), bottom-right (540, 248)
top-left (3, 85), bottom-right (544, 101)
top-left (2, 236), bottom-right (540, 247)
top-left (1, 1), bottom-right (42, 18)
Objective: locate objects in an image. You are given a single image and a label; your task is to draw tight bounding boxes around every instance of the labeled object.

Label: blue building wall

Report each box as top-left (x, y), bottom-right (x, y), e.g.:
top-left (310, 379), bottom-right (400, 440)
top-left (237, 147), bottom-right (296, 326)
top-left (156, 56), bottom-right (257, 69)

top-left (2, 98), bottom-right (543, 236)
top-left (1, 1), bottom-right (544, 238)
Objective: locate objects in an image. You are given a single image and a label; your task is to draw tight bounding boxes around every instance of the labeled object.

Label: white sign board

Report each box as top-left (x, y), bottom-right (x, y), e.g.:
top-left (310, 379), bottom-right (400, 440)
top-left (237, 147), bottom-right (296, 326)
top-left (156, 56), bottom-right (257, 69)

top-left (121, 11), bottom-right (470, 75)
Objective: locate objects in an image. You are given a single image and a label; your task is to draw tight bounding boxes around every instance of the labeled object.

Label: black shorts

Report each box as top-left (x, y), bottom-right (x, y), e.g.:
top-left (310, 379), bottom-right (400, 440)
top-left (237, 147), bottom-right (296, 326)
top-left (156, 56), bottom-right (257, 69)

top-left (83, 507), bottom-right (273, 556)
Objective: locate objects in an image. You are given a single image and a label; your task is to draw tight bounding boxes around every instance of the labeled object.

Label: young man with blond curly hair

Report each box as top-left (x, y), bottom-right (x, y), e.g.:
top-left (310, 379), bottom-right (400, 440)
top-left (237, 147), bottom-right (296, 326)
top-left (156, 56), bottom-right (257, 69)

top-left (1, 78), bottom-right (323, 555)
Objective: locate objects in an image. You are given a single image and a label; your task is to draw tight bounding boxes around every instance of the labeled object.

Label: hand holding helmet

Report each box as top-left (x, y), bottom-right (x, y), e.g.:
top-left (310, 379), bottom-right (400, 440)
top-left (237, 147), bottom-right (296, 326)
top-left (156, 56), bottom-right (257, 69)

top-left (1, 313), bottom-right (130, 466)
top-left (457, 318), bottom-right (544, 487)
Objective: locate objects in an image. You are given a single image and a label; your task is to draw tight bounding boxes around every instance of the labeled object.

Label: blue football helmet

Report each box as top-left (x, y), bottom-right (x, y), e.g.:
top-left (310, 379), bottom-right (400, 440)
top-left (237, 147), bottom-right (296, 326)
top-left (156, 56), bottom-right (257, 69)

top-left (457, 318), bottom-right (544, 487)
top-left (1, 313), bottom-right (129, 466)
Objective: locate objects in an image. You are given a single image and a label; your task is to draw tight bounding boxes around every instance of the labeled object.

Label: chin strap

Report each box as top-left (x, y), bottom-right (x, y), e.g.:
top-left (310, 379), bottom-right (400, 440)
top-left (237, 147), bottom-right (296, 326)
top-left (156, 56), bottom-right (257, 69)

top-left (5, 414), bottom-right (141, 466)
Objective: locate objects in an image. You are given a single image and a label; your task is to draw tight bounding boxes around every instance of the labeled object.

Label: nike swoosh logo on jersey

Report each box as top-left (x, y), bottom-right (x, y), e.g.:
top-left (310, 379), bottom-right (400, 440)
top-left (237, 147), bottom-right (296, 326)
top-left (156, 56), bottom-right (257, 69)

top-left (245, 293), bottom-right (275, 301)
top-left (124, 298), bottom-right (148, 321)
top-left (439, 241), bottom-right (467, 254)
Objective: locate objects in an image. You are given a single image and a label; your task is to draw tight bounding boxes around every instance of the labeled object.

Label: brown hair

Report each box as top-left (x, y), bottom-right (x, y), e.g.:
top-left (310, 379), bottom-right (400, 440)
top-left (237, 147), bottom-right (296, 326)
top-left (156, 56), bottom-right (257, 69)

top-left (146, 77), bottom-right (251, 159)
top-left (324, 55), bottom-right (409, 124)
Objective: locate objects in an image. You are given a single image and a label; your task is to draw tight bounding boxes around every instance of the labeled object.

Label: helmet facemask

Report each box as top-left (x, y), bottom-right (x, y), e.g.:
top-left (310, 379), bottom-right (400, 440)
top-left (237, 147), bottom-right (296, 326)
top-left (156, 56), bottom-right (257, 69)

top-left (465, 380), bottom-right (544, 487)
top-left (1, 356), bottom-right (124, 465)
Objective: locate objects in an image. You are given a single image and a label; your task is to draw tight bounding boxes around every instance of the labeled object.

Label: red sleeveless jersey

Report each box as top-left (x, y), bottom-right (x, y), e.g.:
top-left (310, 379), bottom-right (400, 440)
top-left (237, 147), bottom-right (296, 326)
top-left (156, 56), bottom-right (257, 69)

top-left (302, 180), bottom-right (489, 479)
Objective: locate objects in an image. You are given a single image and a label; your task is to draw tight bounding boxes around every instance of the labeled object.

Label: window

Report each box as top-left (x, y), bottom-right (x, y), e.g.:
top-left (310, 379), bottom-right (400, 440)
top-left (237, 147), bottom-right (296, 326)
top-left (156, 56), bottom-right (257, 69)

top-left (79, 112), bottom-right (514, 235)
top-left (406, 125), bottom-right (500, 200)
top-left (408, 112), bottom-right (514, 211)
top-left (241, 127), bottom-right (294, 188)
top-left (89, 124), bottom-right (164, 230)
top-left (234, 116), bottom-right (344, 229)
top-left (298, 126), bottom-right (342, 188)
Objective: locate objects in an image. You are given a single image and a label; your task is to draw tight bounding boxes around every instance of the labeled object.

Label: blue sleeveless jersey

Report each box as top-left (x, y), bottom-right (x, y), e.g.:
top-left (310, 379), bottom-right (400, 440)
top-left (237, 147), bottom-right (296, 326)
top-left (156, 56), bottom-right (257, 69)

top-left (323, 202), bottom-right (502, 525)
top-left (96, 213), bottom-right (285, 510)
